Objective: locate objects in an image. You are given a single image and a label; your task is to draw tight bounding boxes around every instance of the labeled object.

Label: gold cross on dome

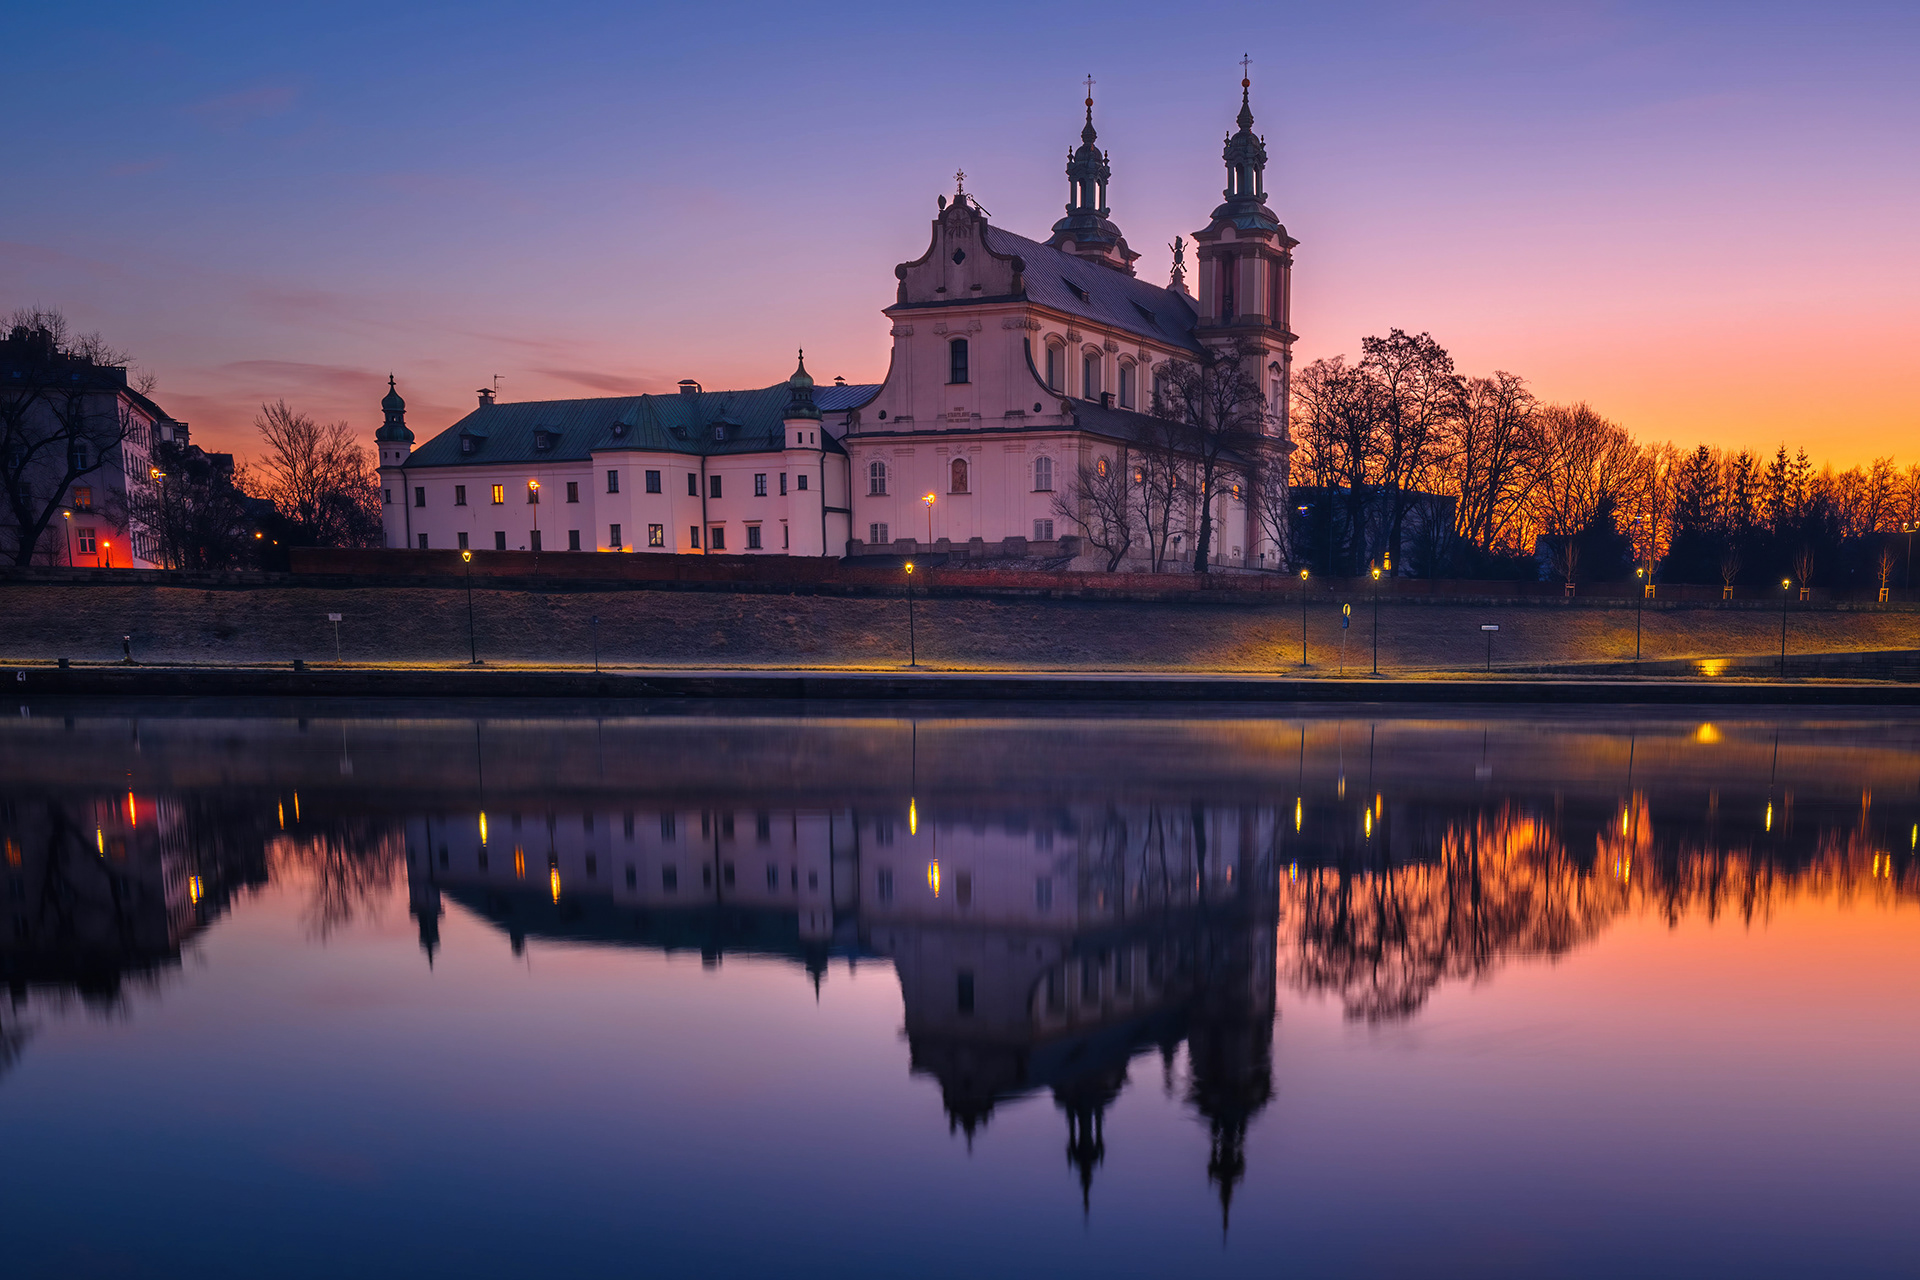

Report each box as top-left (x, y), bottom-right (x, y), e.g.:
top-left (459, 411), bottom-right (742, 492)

top-left (954, 168), bottom-right (965, 194)
top-left (1240, 53), bottom-right (1251, 82)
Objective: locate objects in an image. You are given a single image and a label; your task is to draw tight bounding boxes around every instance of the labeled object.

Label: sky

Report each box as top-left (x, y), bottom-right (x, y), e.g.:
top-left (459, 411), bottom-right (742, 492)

top-left (4, 0), bottom-right (1917, 467)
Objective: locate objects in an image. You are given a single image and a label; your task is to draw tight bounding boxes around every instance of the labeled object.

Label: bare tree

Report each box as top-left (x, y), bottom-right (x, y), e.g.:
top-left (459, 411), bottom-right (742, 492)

top-left (1053, 454), bottom-right (1136, 571)
top-left (1245, 441), bottom-right (1296, 571)
top-left (1526, 403), bottom-right (1645, 542)
top-left (1130, 414), bottom-right (1190, 573)
top-left (0, 308), bottom-right (144, 566)
top-left (1445, 370), bottom-right (1541, 553)
top-left (1359, 330), bottom-right (1462, 568)
top-left (252, 400), bottom-right (382, 548)
top-left (124, 443), bottom-right (262, 569)
top-left (1150, 355), bottom-right (1268, 573)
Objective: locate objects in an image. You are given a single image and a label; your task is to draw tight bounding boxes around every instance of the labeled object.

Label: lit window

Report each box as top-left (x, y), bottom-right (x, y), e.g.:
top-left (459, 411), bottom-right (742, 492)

top-left (491, 484), bottom-right (504, 505)
top-left (648, 523), bottom-right (664, 547)
top-left (71, 486), bottom-right (92, 510)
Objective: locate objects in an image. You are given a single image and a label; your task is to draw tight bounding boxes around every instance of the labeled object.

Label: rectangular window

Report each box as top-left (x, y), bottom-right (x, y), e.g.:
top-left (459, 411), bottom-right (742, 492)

top-left (1119, 363), bottom-right (1133, 409)
top-left (661, 813), bottom-right (676, 839)
top-left (796, 474), bottom-right (808, 491)
top-left (648, 523), bottom-right (664, 547)
top-left (1034, 519), bottom-right (1054, 541)
top-left (384, 487), bottom-right (393, 505)
top-left (414, 486), bottom-right (425, 508)
top-left (491, 484), bottom-right (505, 505)
top-left (1082, 354), bottom-right (1098, 398)
top-left (77, 528), bottom-right (96, 555)
top-left (754, 473), bottom-right (767, 497)
top-left (709, 525), bottom-right (725, 551)
top-left (709, 475), bottom-right (722, 499)
top-left (766, 864), bottom-right (779, 890)
top-left (624, 812), bottom-right (635, 839)
top-left (949, 337), bottom-right (969, 384)
top-left (494, 531), bottom-right (507, 550)
top-left (687, 473), bottom-right (698, 497)
top-left (957, 971), bottom-right (975, 1015)
top-left (1036, 876), bottom-right (1053, 910)
top-left (566, 481), bottom-right (579, 503)
top-left (869, 523), bottom-right (889, 545)
top-left (625, 864), bottom-right (636, 889)
top-left (877, 867), bottom-right (894, 903)
top-left (457, 531), bottom-right (469, 550)
top-left (689, 525), bottom-right (700, 549)
top-left (782, 524), bottom-right (789, 549)
top-left (746, 524), bottom-right (762, 550)
top-left (609, 523), bottom-right (622, 547)
top-left (454, 484), bottom-right (467, 506)
top-left (418, 533), bottom-right (430, 549)
top-left (568, 529), bottom-right (580, 551)
top-left (607, 470), bottom-right (620, 494)
top-left (529, 530), bottom-right (542, 552)
top-left (1046, 345), bottom-right (1059, 390)
top-left (645, 469), bottom-right (661, 493)
top-left (71, 486), bottom-right (92, 511)
top-left (779, 472), bottom-right (787, 495)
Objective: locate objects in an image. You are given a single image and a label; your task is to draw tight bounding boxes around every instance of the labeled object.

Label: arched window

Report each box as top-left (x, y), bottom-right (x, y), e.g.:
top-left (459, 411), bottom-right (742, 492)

top-left (1044, 343), bottom-right (1063, 391)
top-left (1033, 456), bottom-right (1053, 492)
top-left (868, 459), bottom-right (888, 496)
top-left (1117, 361), bottom-right (1134, 409)
top-left (1095, 456), bottom-right (1109, 479)
top-left (1082, 352), bottom-right (1099, 399)
top-left (949, 457), bottom-right (969, 494)
top-left (949, 338), bottom-right (969, 385)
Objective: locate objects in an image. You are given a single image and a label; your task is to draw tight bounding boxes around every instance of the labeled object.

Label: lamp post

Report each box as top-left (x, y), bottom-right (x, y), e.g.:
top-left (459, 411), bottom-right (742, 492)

top-left (61, 509), bottom-right (73, 567)
top-left (905, 560), bottom-right (917, 667)
top-left (923, 492), bottom-right (936, 550)
top-left (1298, 567), bottom-right (1310, 667)
top-left (1634, 566), bottom-right (1646, 661)
top-left (1370, 564), bottom-right (1381, 676)
top-left (1905, 522), bottom-right (1915, 590)
top-left (462, 549), bottom-right (479, 665)
top-left (529, 478), bottom-right (540, 552)
top-left (1778, 577), bottom-right (1791, 678)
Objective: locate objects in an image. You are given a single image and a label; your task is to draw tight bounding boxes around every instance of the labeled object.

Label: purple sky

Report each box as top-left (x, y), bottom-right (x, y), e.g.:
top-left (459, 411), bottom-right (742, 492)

top-left (6, 0), bottom-right (1916, 466)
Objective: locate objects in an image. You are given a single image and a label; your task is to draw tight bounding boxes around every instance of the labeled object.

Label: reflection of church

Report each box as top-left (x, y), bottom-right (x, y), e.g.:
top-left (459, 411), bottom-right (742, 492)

top-left (401, 798), bottom-right (1280, 1217)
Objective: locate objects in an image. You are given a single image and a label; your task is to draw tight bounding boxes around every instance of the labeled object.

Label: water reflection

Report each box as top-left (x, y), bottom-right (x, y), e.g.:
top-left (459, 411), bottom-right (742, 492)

top-left (3, 707), bottom-right (1917, 1228)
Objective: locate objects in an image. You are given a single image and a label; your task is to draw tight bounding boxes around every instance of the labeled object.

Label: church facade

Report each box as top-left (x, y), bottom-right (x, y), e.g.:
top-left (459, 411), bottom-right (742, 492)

top-left (379, 77), bottom-right (1296, 570)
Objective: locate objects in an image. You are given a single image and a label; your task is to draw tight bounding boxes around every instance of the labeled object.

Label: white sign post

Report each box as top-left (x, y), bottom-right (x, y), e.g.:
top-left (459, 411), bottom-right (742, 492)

top-left (328, 613), bottom-right (342, 663)
top-left (1480, 623), bottom-right (1499, 672)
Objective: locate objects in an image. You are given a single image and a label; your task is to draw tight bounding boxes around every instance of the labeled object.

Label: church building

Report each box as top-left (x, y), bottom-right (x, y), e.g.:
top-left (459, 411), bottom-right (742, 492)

top-left (379, 76), bottom-right (1296, 570)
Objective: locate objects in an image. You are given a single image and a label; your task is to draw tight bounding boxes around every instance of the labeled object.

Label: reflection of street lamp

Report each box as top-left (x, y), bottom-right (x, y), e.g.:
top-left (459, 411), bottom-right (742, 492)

top-left (1634, 566), bottom-right (1646, 660)
top-left (1370, 564), bottom-right (1381, 676)
top-left (922, 492), bottom-right (936, 548)
top-left (463, 549), bottom-right (479, 665)
top-left (905, 560), bottom-right (917, 667)
top-left (1298, 568), bottom-right (1310, 667)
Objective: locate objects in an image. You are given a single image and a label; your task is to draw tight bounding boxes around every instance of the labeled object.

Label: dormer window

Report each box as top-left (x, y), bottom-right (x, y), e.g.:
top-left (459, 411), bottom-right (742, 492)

top-left (712, 424), bottom-right (727, 442)
top-left (459, 433), bottom-right (477, 455)
top-left (1064, 278), bottom-right (1089, 303)
top-left (670, 425), bottom-right (687, 439)
top-left (533, 429), bottom-right (554, 452)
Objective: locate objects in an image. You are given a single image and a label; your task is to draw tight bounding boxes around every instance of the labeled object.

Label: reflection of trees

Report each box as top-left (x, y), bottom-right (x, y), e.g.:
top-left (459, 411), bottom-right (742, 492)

top-left (1289, 807), bottom-right (1622, 1022)
top-left (268, 820), bottom-right (403, 941)
top-left (1288, 800), bottom-right (1920, 1021)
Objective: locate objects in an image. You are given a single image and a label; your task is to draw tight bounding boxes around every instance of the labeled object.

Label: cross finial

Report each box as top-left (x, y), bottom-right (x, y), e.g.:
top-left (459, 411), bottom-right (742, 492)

top-left (1240, 53), bottom-right (1251, 87)
top-left (1084, 73), bottom-right (1095, 104)
top-left (954, 168), bottom-right (965, 194)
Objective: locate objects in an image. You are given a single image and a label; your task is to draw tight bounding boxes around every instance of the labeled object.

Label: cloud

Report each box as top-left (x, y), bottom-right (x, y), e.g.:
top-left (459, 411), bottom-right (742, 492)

top-left (534, 367), bottom-right (650, 394)
top-left (184, 85), bottom-right (300, 131)
top-left (218, 359), bottom-right (384, 396)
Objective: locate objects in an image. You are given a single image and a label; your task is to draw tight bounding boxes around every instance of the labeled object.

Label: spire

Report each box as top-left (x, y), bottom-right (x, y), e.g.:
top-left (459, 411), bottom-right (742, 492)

top-left (1046, 75), bottom-right (1140, 274)
top-left (375, 374), bottom-right (412, 443)
top-left (785, 349), bottom-right (820, 421)
top-left (1207, 59), bottom-right (1280, 232)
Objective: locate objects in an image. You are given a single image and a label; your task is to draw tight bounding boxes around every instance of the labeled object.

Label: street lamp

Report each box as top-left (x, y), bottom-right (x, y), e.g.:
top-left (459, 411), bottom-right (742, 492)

top-left (1634, 566), bottom-right (1646, 661)
top-left (1370, 564), bottom-right (1381, 675)
top-left (905, 560), bottom-right (917, 667)
top-left (528, 479), bottom-right (540, 551)
top-left (1779, 577), bottom-right (1791, 678)
top-left (923, 492), bottom-right (936, 549)
top-left (462, 549), bottom-right (480, 665)
top-left (1298, 567), bottom-right (1310, 667)
top-left (1905, 522), bottom-right (1915, 590)
top-left (60, 509), bottom-right (73, 567)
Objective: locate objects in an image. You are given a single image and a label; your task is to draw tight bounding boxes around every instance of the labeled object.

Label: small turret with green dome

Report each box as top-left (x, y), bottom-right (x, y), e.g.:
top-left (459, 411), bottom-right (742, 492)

top-left (375, 374), bottom-right (412, 443)
top-left (784, 350), bottom-right (820, 421)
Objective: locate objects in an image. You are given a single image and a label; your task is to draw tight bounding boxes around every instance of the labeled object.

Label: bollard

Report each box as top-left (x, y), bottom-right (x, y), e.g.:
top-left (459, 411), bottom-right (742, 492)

top-left (293, 659), bottom-right (305, 672)
top-left (122, 635), bottom-right (133, 665)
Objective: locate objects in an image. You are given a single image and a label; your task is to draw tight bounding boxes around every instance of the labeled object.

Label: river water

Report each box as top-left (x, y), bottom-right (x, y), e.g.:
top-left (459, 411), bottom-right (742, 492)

top-left (2, 703), bottom-right (1917, 1278)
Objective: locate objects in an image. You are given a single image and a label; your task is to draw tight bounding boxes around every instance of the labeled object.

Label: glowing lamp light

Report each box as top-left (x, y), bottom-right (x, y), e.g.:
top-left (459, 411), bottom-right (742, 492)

top-left (1299, 568), bottom-right (1309, 580)
top-left (1294, 797), bottom-right (1302, 832)
top-left (126, 791), bottom-right (137, 826)
top-left (923, 492), bottom-right (936, 507)
top-left (908, 798), bottom-right (917, 836)
top-left (96, 828), bottom-right (104, 855)
top-left (904, 561), bottom-right (915, 575)
top-left (928, 859), bottom-right (940, 898)
top-left (1765, 802), bottom-right (1774, 832)
top-left (277, 800), bottom-right (285, 830)
top-left (189, 875), bottom-right (204, 905)
top-left (479, 812), bottom-right (488, 844)
top-left (1695, 723), bottom-right (1721, 744)
top-left (549, 867), bottom-right (561, 903)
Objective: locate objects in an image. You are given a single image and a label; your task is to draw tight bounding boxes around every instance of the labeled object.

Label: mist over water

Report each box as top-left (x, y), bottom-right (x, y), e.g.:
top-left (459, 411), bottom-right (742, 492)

top-left (3, 704), bottom-right (1917, 1279)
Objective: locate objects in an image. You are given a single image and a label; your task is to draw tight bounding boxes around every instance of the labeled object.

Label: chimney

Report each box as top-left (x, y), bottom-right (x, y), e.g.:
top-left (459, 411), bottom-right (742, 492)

top-left (1100, 391), bottom-right (1113, 409)
top-left (834, 375), bottom-right (846, 386)
top-left (678, 379), bottom-right (701, 396)
top-left (476, 387), bottom-right (496, 407)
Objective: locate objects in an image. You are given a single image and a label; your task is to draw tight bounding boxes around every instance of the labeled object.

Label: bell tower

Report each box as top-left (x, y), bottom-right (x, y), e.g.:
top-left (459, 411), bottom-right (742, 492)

top-left (1192, 66), bottom-right (1298, 439)
top-left (1044, 77), bottom-right (1140, 275)
top-left (375, 375), bottom-right (413, 549)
